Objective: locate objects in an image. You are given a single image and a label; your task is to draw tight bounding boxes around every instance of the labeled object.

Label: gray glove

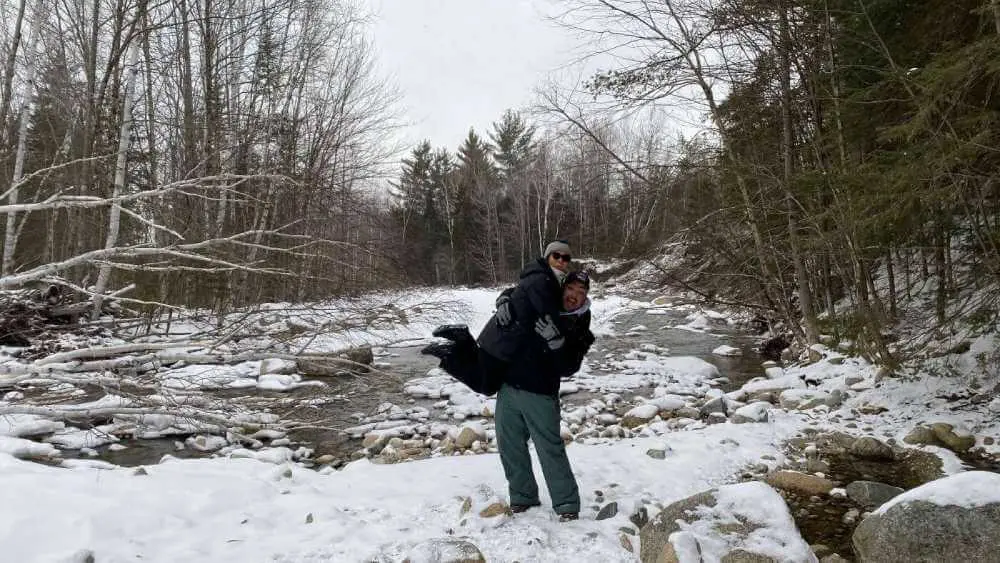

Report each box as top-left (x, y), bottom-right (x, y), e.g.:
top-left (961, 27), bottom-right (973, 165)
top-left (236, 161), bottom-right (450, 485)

top-left (534, 315), bottom-right (565, 350)
top-left (495, 294), bottom-right (513, 327)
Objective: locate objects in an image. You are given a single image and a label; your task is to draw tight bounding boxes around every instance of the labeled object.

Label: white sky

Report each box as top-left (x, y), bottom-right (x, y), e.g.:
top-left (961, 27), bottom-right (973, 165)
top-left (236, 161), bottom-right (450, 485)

top-left (369, 0), bottom-right (579, 151)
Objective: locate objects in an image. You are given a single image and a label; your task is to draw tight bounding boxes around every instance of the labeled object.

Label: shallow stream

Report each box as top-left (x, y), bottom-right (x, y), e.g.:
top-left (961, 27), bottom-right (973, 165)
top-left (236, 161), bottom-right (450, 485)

top-left (93, 296), bottom-right (766, 467)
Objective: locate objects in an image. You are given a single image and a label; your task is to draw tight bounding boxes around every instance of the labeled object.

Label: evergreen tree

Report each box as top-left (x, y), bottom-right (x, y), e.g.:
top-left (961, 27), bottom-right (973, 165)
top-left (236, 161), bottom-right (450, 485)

top-left (392, 141), bottom-right (445, 283)
top-left (453, 129), bottom-right (497, 283)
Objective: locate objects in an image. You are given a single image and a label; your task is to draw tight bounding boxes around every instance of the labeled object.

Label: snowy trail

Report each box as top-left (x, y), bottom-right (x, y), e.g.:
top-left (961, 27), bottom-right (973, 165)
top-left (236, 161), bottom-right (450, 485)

top-left (0, 414), bottom-right (801, 562)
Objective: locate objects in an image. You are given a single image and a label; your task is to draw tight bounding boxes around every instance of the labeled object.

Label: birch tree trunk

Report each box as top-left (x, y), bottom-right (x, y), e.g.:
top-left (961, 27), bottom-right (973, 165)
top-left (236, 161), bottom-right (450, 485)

top-left (91, 42), bottom-right (141, 318)
top-left (0, 0), bottom-right (27, 146)
top-left (2, 0), bottom-right (43, 276)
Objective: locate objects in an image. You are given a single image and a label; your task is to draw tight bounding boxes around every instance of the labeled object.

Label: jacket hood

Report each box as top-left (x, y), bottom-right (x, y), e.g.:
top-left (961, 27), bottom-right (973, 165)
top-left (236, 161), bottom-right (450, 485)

top-left (520, 257), bottom-right (554, 281)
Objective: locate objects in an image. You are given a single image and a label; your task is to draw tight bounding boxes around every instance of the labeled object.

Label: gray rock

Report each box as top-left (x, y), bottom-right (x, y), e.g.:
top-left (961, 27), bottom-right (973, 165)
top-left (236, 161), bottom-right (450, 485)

top-left (825, 389), bottom-right (845, 408)
top-left (362, 433), bottom-right (390, 455)
top-left (903, 425), bottom-right (940, 446)
top-left (845, 480), bottom-right (904, 509)
top-left (764, 470), bottom-right (835, 496)
top-left (675, 406), bottom-right (701, 419)
top-left (853, 475), bottom-right (1000, 562)
top-left (849, 436), bottom-right (895, 461)
top-left (405, 538), bottom-right (486, 563)
top-left (929, 422), bottom-right (976, 453)
top-left (646, 448), bottom-right (668, 460)
top-left (897, 449), bottom-right (945, 487)
top-left (596, 502), bottom-right (619, 520)
top-left (62, 550), bottom-right (95, 563)
top-left (340, 346), bottom-right (374, 367)
top-left (700, 396), bottom-right (728, 418)
top-left (805, 459), bottom-right (830, 474)
top-left (455, 427), bottom-right (484, 450)
top-left (819, 555), bottom-right (850, 563)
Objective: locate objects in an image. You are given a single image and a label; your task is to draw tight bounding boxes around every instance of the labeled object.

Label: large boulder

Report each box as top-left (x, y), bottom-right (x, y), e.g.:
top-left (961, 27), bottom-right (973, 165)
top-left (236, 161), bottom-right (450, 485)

top-left (852, 471), bottom-right (1000, 562)
top-left (640, 482), bottom-right (816, 563)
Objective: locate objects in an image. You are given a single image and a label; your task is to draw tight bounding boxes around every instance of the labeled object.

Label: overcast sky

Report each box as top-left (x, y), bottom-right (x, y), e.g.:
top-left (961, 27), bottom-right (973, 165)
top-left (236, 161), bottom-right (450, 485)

top-left (369, 0), bottom-right (579, 151)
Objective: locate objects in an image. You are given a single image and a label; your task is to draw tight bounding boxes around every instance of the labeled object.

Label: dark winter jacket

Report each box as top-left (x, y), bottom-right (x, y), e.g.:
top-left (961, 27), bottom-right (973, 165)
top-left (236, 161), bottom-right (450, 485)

top-left (500, 304), bottom-right (593, 396)
top-left (478, 259), bottom-right (594, 396)
top-left (477, 258), bottom-right (564, 363)
top-left (438, 309), bottom-right (594, 398)
top-left (436, 259), bottom-right (594, 397)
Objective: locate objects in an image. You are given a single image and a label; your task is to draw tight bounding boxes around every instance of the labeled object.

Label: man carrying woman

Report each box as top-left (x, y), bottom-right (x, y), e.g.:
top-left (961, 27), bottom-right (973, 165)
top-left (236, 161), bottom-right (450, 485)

top-left (423, 241), bottom-right (593, 522)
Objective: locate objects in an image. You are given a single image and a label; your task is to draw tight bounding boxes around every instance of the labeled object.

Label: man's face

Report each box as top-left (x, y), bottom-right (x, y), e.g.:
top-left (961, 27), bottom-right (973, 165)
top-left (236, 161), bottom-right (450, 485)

top-left (547, 251), bottom-right (571, 273)
top-left (563, 281), bottom-right (588, 311)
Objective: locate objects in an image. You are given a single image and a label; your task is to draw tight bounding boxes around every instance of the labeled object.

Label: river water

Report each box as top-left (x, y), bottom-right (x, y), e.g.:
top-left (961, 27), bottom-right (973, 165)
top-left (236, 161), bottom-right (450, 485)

top-left (95, 296), bottom-right (765, 466)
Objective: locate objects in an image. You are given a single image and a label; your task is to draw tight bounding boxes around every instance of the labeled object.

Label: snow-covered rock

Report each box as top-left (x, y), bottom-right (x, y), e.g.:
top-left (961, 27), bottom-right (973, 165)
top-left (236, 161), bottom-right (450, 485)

top-left (853, 471), bottom-right (1000, 563)
top-left (185, 435), bottom-right (228, 452)
top-left (743, 374), bottom-right (805, 396)
top-left (640, 481), bottom-right (816, 562)
top-left (0, 414), bottom-right (64, 438)
top-left (731, 402), bottom-right (771, 424)
top-left (621, 404), bottom-right (659, 428)
top-left (712, 345), bottom-right (742, 357)
top-left (779, 388), bottom-right (833, 410)
top-left (403, 538), bottom-right (485, 563)
top-left (259, 358), bottom-right (297, 375)
top-left (0, 436), bottom-right (61, 459)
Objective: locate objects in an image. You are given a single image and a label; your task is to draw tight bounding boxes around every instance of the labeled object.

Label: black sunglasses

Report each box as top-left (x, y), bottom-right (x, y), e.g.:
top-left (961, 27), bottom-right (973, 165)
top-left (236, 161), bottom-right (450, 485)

top-left (551, 252), bottom-right (572, 262)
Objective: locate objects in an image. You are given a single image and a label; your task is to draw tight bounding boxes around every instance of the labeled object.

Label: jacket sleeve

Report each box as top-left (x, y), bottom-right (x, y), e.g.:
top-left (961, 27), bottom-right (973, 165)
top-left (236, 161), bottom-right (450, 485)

top-left (496, 286), bottom-right (515, 305)
top-left (518, 271), bottom-right (561, 326)
top-left (550, 312), bottom-right (594, 379)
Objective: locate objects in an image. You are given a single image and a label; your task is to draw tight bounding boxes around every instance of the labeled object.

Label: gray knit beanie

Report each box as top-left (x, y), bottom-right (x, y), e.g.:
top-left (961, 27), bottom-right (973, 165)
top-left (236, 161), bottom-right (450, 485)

top-left (543, 240), bottom-right (571, 258)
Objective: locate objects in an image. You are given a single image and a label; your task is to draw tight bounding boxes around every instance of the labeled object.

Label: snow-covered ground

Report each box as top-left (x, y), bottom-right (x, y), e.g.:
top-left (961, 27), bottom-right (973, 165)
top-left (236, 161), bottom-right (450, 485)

top-left (1, 285), bottom-right (999, 562)
top-left (0, 416), bottom-right (800, 562)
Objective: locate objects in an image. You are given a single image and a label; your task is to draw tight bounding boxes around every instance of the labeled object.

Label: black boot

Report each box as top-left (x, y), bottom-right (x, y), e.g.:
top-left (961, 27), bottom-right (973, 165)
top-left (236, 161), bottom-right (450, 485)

top-left (432, 324), bottom-right (474, 344)
top-left (420, 342), bottom-right (455, 360)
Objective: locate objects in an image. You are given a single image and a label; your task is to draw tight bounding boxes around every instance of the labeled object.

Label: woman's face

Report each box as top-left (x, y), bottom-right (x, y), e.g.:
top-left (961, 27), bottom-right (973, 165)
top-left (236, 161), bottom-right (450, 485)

top-left (563, 281), bottom-right (588, 311)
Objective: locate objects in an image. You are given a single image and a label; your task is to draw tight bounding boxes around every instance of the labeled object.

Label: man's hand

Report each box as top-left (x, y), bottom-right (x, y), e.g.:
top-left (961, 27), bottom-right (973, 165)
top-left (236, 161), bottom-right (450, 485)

top-left (534, 315), bottom-right (565, 350)
top-left (495, 294), bottom-right (513, 327)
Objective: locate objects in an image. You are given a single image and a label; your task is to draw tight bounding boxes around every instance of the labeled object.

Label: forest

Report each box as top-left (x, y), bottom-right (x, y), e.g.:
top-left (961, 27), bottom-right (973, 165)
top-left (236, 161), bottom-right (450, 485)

top-left (1, 0), bottom-right (998, 360)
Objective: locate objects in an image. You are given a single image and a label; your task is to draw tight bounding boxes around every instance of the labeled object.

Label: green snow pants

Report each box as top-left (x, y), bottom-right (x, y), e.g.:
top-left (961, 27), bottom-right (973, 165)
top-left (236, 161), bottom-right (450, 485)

top-left (495, 383), bottom-right (580, 514)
